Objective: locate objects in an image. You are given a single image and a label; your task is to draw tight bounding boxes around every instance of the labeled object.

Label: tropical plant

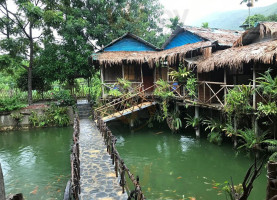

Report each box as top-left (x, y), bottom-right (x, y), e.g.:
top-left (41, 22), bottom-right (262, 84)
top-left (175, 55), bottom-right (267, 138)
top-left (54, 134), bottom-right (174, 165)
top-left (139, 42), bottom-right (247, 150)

top-left (168, 66), bottom-right (190, 82)
top-left (237, 128), bottom-right (267, 150)
top-left (201, 22), bottom-right (209, 28)
top-left (167, 107), bottom-right (182, 131)
top-left (184, 114), bottom-right (202, 129)
top-left (223, 122), bottom-right (237, 137)
top-left (108, 89), bottom-right (123, 97)
top-left (203, 118), bottom-right (225, 145)
top-left (0, 95), bottom-right (26, 112)
top-left (53, 90), bottom-right (75, 106)
top-left (269, 152), bottom-right (277, 162)
top-left (11, 113), bottom-right (24, 126)
top-left (185, 74), bottom-right (198, 99)
top-left (224, 84), bottom-right (253, 118)
top-left (154, 79), bottom-right (174, 118)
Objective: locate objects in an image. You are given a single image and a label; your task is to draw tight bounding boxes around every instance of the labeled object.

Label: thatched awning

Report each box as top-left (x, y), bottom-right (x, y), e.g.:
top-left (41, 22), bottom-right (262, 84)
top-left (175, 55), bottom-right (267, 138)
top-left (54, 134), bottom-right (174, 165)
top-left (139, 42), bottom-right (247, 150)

top-left (197, 39), bottom-right (277, 73)
top-left (147, 41), bottom-right (213, 67)
top-left (94, 41), bottom-right (213, 68)
top-left (234, 22), bottom-right (277, 47)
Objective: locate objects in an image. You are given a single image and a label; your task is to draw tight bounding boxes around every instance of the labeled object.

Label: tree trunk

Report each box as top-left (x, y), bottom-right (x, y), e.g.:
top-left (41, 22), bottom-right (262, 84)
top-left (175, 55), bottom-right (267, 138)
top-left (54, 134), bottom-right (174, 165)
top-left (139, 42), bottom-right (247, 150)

top-left (267, 162), bottom-right (277, 200)
top-left (28, 24), bottom-right (34, 105)
top-left (0, 163), bottom-right (6, 200)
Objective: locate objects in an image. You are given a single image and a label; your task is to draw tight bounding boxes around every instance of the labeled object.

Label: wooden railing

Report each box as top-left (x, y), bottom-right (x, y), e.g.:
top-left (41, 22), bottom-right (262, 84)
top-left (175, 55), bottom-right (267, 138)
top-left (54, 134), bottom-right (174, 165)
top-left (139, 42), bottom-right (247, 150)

top-left (95, 84), bottom-right (155, 120)
top-left (94, 115), bottom-right (146, 200)
top-left (102, 82), bottom-right (143, 96)
top-left (64, 114), bottom-right (80, 200)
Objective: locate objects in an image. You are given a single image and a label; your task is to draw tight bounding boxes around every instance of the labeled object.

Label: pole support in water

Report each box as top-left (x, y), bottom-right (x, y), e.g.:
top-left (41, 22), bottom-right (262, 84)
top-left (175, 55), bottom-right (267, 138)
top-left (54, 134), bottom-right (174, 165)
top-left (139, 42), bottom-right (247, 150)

top-left (195, 106), bottom-right (200, 138)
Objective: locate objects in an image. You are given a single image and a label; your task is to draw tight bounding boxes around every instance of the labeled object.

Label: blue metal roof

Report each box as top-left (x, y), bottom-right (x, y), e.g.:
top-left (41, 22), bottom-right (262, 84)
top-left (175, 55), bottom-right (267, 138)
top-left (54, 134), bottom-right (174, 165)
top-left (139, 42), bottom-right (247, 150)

top-left (164, 31), bottom-right (204, 50)
top-left (104, 37), bottom-right (157, 52)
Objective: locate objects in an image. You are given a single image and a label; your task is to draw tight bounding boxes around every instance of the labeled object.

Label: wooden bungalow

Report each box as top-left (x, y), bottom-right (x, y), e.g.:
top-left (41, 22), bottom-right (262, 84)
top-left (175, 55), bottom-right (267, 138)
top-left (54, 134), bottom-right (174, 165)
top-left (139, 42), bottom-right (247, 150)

top-left (91, 33), bottom-right (161, 97)
top-left (196, 22), bottom-right (277, 109)
top-left (90, 27), bottom-right (241, 99)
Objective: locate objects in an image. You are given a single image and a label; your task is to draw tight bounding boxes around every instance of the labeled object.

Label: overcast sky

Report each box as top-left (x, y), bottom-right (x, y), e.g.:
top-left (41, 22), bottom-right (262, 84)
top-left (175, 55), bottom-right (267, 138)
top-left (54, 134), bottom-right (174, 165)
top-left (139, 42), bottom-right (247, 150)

top-left (160, 0), bottom-right (277, 25)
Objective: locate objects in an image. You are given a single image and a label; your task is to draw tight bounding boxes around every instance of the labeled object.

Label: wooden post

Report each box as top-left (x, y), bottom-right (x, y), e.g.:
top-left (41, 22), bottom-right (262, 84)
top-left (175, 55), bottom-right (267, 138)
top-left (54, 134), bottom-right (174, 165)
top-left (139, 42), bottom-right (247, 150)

top-left (253, 63), bottom-right (257, 110)
top-left (234, 117), bottom-right (238, 148)
top-left (140, 65), bottom-right (144, 89)
top-left (100, 66), bottom-right (105, 98)
top-left (0, 163), bottom-right (6, 200)
top-left (195, 106), bottom-right (200, 138)
top-left (130, 119), bottom-right (134, 129)
top-left (122, 65), bottom-right (125, 79)
top-left (224, 68), bottom-right (227, 105)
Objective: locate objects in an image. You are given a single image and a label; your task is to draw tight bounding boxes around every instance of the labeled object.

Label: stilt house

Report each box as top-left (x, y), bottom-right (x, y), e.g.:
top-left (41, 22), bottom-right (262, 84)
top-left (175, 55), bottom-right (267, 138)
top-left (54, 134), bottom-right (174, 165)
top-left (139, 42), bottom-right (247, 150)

top-left (196, 22), bottom-right (277, 109)
top-left (91, 27), bottom-right (241, 98)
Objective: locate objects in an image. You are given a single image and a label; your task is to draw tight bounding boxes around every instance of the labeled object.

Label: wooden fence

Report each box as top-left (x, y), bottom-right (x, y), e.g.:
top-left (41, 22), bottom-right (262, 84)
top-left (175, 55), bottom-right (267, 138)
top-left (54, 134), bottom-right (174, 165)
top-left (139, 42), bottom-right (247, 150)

top-left (64, 114), bottom-right (80, 200)
top-left (94, 113), bottom-right (146, 200)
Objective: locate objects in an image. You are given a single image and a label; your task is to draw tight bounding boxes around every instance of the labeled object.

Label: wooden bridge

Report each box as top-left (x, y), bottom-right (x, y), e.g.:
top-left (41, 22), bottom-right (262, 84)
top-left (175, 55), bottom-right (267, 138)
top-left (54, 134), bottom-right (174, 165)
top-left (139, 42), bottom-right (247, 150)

top-left (94, 85), bottom-right (156, 123)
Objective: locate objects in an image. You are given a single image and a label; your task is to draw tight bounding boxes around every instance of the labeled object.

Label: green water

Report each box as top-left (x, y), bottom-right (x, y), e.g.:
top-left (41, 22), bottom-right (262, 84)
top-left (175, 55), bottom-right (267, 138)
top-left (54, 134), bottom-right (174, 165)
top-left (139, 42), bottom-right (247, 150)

top-left (110, 123), bottom-right (267, 200)
top-left (0, 127), bottom-right (72, 200)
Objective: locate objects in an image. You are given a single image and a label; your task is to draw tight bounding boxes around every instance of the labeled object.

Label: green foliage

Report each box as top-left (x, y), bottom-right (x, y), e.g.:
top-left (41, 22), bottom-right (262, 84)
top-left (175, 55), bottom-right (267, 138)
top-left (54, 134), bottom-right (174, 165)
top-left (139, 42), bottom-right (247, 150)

top-left (29, 105), bottom-right (70, 127)
top-left (203, 118), bottom-right (224, 145)
top-left (117, 78), bottom-right (131, 90)
top-left (0, 95), bottom-right (26, 112)
top-left (269, 152), bottom-right (277, 162)
top-left (168, 66), bottom-right (190, 82)
top-left (168, 108), bottom-right (182, 131)
top-left (16, 67), bottom-right (51, 94)
top-left (154, 79), bottom-right (174, 118)
top-left (185, 74), bottom-right (198, 99)
top-left (11, 113), bottom-right (24, 125)
top-left (243, 14), bottom-right (267, 27)
top-left (184, 114), bottom-right (202, 128)
top-left (108, 89), bottom-right (123, 97)
top-left (237, 128), bottom-right (267, 150)
top-left (89, 72), bottom-right (102, 102)
top-left (224, 84), bottom-right (253, 118)
top-left (166, 16), bottom-right (184, 31)
top-left (208, 131), bottom-right (223, 145)
top-left (201, 22), bottom-right (209, 28)
top-left (223, 183), bottom-right (243, 200)
top-left (223, 122), bottom-right (237, 137)
top-left (154, 79), bottom-right (174, 99)
top-left (257, 70), bottom-right (277, 117)
top-left (243, 13), bottom-right (277, 28)
top-left (53, 90), bottom-right (75, 106)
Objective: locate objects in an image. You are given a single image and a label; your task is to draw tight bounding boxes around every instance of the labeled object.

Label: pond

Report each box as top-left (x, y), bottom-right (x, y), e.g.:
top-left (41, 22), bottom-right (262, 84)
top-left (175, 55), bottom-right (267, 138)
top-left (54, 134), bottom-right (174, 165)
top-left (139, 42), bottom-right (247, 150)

top-left (109, 122), bottom-right (267, 200)
top-left (0, 127), bottom-right (72, 200)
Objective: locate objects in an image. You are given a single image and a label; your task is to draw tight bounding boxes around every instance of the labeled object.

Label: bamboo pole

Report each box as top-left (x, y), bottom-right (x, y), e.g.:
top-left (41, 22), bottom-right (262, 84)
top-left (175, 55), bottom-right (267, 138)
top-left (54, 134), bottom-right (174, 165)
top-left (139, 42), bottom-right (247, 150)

top-left (100, 66), bottom-right (105, 98)
top-left (224, 68), bottom-right (227, 106)
top-left (195, 106), bottom-right (200, 138)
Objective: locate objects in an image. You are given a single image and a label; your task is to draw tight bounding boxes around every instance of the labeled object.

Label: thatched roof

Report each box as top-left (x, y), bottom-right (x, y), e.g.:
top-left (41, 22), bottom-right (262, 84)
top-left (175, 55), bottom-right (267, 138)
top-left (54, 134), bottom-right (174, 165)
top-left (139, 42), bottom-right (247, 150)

top-left (147, 41), bottom-right (213, 67)
top-left (94, 41), bottom-right (213, 68)
top-left (197, 39), bottom-right (277, 73)
top-left (183, 26), bottom-right (242, 46)
top-left (233, 22), bottom-right (277, 47)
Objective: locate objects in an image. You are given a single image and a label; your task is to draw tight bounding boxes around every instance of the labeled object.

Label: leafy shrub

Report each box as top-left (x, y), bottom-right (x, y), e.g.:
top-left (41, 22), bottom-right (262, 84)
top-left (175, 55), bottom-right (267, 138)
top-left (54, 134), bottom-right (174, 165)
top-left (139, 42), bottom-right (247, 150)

top-left (0, 95), bottom-right (26, 112)
top-left (53, 90), bottom-right (75, 106)
top-left (29, 105), bottom-right (70, 127)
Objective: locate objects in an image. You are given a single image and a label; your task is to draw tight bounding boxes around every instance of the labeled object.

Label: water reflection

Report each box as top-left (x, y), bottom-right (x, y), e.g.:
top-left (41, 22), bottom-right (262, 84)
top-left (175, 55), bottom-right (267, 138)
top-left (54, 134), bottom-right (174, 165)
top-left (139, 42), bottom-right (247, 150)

top-left (0, 127), bottom-right (72, 199)
top-left (109, 123), bottom-right (267, 200)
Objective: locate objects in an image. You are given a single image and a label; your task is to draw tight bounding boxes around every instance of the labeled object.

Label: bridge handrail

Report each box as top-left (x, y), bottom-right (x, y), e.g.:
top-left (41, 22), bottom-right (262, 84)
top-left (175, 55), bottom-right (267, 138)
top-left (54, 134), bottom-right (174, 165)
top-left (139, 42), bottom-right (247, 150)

top-left (94, 116), bottom-right (146, 200)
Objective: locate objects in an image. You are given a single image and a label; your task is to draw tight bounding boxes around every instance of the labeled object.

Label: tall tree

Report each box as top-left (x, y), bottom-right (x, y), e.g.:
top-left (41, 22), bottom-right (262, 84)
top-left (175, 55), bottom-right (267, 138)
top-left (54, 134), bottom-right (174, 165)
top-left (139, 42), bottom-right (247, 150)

top-left (0, 0), bottom-right (61, 104)
top-left (85, 0), bottom-right (165, 47)
top-left (166, 16), bottom-right (184, 32)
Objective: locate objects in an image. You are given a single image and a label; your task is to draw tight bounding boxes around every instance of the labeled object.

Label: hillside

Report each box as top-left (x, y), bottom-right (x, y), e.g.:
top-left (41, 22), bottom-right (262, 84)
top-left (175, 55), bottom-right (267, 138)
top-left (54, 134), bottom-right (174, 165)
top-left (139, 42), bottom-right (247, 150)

top-left (192, 3), bottom-right (277, 30)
